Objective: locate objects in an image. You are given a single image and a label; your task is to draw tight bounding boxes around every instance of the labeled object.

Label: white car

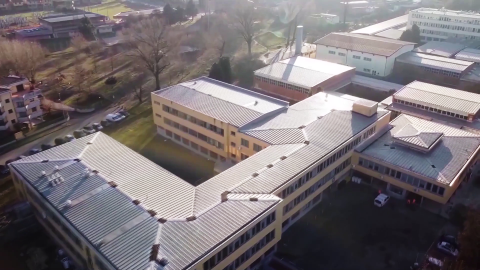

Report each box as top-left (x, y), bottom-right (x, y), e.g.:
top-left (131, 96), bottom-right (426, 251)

top-left (65, 135), bottom-right (75, 142)
top-left (105, 113), bottom-right (125, 122)
top-left (374, 194), bottom-right (390, 207)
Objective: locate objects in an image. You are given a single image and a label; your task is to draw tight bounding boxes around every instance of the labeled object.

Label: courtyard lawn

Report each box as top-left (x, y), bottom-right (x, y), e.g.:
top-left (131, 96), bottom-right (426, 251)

top-left (106, 109), bottom-right (214, 185)
top-left (278, 184), bottom-right (448, 270)
top-left (79, 0), bottom-right (132, 19)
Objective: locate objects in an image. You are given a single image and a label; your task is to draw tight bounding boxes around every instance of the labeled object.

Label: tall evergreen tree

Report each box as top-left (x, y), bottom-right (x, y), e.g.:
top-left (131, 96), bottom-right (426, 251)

top-left (209, 62), bottom-right (224, 81)
top-left (174, 6), bottom-right (186, 23)
top-left (163, 4), bottom-right (174, 24)
top-left (218, 57), bottom-right (232, 84)
top-left (185, 0), bottom-right (198, 20)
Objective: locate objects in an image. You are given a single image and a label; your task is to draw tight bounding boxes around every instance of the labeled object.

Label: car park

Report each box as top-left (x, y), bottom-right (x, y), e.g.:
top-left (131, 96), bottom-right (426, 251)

top-left (374, 194), bottom-right (390, 207)
top-left (73, 130), bottom-right (86, 139)
top-left (92, 123), bottom-right (103, 131)
top-left (105, 113), bottom-right (125, 123)
top-left (118, 110), bottom-right (130, 117)
top-left (83, 125), bottom-right (96, 135)
top-left (64, 135), bottom-right (75, 142)
top-left (101, 120), bottom-right (111, 127)
top-left (437, 241), bottom-right (459, 256)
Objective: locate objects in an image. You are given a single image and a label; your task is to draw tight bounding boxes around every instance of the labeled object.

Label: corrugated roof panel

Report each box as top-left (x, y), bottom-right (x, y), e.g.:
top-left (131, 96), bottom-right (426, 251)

top-left (241, 129), bottom-right (306, 144)
top-left (314, 32), bottom-right (414, 57)
top-left (455, 48), bottom-right (480, 63)
top-left (396, 52), bottom-right (474, 72)
top-left (360, 115), bottom-right (480, 184)
top-left (394, 81), bottom-right (480, 115)
top-left (351, 14), bottom-right (408, 35)
top-left (413, 41), bottom-right (466, 58)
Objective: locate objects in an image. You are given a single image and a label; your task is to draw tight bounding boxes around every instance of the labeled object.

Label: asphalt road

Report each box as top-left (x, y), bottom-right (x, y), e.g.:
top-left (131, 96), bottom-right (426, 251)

top-left (0, 106), bottom-right (122, 166)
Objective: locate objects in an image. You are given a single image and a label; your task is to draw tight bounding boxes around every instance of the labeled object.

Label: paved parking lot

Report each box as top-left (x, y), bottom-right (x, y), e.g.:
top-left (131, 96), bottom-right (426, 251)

top-left (277, 184), bottom-right (448, 270)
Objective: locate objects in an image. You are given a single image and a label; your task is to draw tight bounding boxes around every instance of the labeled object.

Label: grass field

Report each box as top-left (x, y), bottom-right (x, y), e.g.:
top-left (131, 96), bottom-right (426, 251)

top-left (255, 31), bottom-right (286, 49)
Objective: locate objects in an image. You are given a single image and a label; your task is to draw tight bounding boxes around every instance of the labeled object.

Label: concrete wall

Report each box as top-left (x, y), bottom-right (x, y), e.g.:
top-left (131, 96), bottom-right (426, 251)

top-left (254, 80), bottom-right (310, 102)
top-left (1, 91), bottom-right (18, 129)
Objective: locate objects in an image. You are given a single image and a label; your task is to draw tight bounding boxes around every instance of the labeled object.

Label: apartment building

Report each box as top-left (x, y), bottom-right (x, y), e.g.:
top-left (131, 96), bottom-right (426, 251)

top-left (314, 32), bottom-right (415, 77)
top-left (10, 79), bottom-right (390, 270)
top-left (354, 114), bottom-right (480, 208)
top-left (408, 8), bottom-right (480, 42)
top-left (0, 76), bottom-right (43, 129)
top-left (254, 56), bottom-right (355, 102)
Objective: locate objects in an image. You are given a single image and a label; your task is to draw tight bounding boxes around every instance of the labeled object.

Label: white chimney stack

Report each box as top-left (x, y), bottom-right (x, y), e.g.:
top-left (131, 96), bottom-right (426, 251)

top-left (295, 25), bottom-right (304, 56)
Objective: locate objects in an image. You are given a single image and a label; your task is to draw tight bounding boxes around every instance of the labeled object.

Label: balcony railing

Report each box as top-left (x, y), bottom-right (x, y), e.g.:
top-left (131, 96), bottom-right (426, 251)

top-left (16, 106), bottom-right (27, 113)
top-left (26, 99), bottom-right (40, 109)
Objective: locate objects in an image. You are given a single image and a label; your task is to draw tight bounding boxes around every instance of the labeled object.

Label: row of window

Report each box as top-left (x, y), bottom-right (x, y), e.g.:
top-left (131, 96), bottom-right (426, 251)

top-left (413, 20), bottom-right (480, 33)
top-left (283, 158), bottom-right (351, 214)
top-left (164, 118), bottom-right (225, 150)
top-left (421, 66), bottom-right (461, 78)
top-left (165, 128), bottom-right (227, 162)
top-left (162, 104), bottom-right (225, 136)
top-left (237, 138), bottom-right (262, 152)
top-left (411, 14), bottom-right (480, 25)
top-left (255, 75), bottom-right (310, 94)
top-left (280, 126), bottom-right (375, 199)
top-left (223, 230), bottom-right (276, 270)
top-left (204, 212), bottom-right (276, 270)
top-left (358, 157), bottom-right (446, 196)
top-left (394, 99), bottom-right (468, 120)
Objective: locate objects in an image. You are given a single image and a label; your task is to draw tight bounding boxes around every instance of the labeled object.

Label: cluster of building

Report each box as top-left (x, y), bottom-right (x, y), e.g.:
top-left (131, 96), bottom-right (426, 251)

top-left (0, 76), bottom-right (43, 131)
top-left (6, 6), bottom-right (480, 270)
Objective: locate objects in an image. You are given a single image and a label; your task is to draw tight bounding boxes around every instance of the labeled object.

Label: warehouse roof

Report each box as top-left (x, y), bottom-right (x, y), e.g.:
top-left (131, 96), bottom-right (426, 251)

top-left (254, 56), bottom-right (355, 88)
top-left (414, 41), bottom-right (466, 58)
top-left (314, 32), bottom-right (415, 57)
top-left (11, 89), bottom-right (389, 270)
top-left (393, 81), bottom-right (480, 116)
top-left (374, 28), bottom-right (405, 40)
top-left (153, 77), bottom-right (288, 127)
top-left (396, 52), bottom-right (475, 73)
top-left (351, 14), bottom-right (408, 35)
top-left (351, 75), bottom-right (404, 92)
top-left (412, 8), bottom-right (480, 19)
top-left (455, 48), bottom-right (480, 63)
top-left (359, 114), bottom-right (480, 184)
top-left (41, 13), bottom-right (106, 23)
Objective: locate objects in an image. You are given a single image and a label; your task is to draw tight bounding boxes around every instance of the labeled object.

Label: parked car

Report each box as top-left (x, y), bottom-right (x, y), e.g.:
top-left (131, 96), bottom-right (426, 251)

top-left (439, 235), bottom-right (459, 250)
top-left (374, 194), bottom-right (390, 207)
top-left (118, 110), bottom-right (130, 117)
top-left (83, 125), bottom-right (96, 135)
top-left (92, 123), bottom-right (103, 131)
top-left (41, 144), bottom-right (53, 151)
top-left (437, 241), bottom-right (459, 256)
top-left (73, 130), bottom-right (86, 139)
top-left (29, 148), bottom-right (41, 155)
top-left (101, 120), bottom-right (111, 127)
top-left (105, 113), bottom-right (125, 122)
top-left (64, 135), bottom-right (75, 142)
top-left (0, 165), bottom-right (9, 177)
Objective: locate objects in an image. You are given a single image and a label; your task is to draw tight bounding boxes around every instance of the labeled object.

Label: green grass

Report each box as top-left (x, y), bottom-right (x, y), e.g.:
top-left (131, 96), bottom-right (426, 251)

top-left (255, 31), bottom-right (286, 49)
top-left (107, 110), bottom-right (155, 151)
top-left (79, 0), bottom-right (132, 19)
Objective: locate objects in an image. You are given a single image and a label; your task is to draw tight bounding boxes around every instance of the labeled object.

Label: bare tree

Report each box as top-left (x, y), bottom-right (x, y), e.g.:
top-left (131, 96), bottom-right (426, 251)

top-left (71, 35), bottom-right (87, 58)
top-left (0, 40), bottom-right (46, 82)
top-left (88, 41), bottom-right (103, 73)
top-left (123, 18), bottom-right (177, 90)
top-left (231, 1), bottom-right (258, 58)
top-left (72, 63), bottom-right (88, 93)
top-left (133, 84), bottom-right (145, 103)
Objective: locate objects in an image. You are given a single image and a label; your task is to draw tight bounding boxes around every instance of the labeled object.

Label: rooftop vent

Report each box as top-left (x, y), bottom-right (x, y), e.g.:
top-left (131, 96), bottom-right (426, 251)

top-left (92, 169), bottom-right (99, 174)
top-left (147, 210), bottom-right (157, 217)
top-left (249, 197), bottom-right (258, 201)
top-left (298, 125), bottom-right (306, 129)
top-left (41, 160), bottom-right (49, 163)
top-left (390, 146), bottom-right (396, 149)
top-left (254, 100), bottom-right (258, 105)
top-left (158, 218), bottom-right (167, 223)
top-left (252, 172), bottom-right (259, 177)
top-left (41, 171), bottom-right (47, 176)
top-left (83, 168), bottom-right (91, 177)
top-left (108, 181), bottom-right (118, 188)
top-left (266, 164), bottom-right (273, 168)
top-left (221, 191), bottom-right (230, 202)
top-left (186, 216), bottom-right (197, 221)
top-left (156, 258), bottom-right (169, 267)
top-left (65, 200), bottom-right (72, 208)
top-left (304, 141), bottom-right (310, 145)
top-left (150, 244), bottom-right (160, 261)
top-left (132, 199), bottom-right (141, 205)
top-left (74, 158), bottom-right (81, 162)
top-left (280, 156), bottom-right (287, 160)
top-left (54, 165), bottom-right (59, 171)
top-left (431, 165), bottom-right (436, 168)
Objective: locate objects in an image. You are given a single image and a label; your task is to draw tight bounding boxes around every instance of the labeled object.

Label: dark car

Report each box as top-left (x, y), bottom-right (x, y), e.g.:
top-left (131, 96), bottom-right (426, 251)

top-left (439, 234), bottom-right (459, 249)
top-left (0, 165), bottom-right (9, 177)
top-left (29, 148), bottom-right (41, 155)
top-left (73, 130), bottom-right (86, 139)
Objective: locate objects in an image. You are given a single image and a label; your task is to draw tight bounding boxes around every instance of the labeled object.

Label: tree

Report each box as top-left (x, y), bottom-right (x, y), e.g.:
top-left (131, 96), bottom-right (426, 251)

top-left (208, 62), bottom-right (223, 81)
top-left (54, 137), bottom-right (65, 146)
top-left (174, 6), bottom-right (186, 23)
top-left (16, 41), bottom-right (46, 83)
top-left (72, 62), bottom-right (88, 93)
top-left (163, 4), bottom-right (174, 24)
top-left (231, 1), bottom-right (257, 58)
top-left (0, 41), bottom-right (46, 81)
top-left (185, 0), bottom-right (198, 20)
top-left (123, 18), bottom-right (176, 90)
top-left (79, 16), bottom-right (96, 40)
top-left (133, 84), bottom-right (145, 104)
top-left (457, 210), bottom-right (480, 269)
top-left (400, 24), bottom-right (421, 44)
top-left (218, 57), bottom-right (232, 83)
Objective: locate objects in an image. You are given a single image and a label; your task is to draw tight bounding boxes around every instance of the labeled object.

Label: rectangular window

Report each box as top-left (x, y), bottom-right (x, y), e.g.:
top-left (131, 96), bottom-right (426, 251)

top-left (182, 138), bottom-right (189, 146)
top-left (154, 101), bottom-right (160, 105)
top-left (210, 151), bottom-right (218, 159)
top-left (353, 55), bottom-right (361, 59)
top-left (200, 147), bottom-right (208, 154)
top-left (241, 138), bottom-right (249, 147)
top-left (173, 133), bottom-right (181, 141)
top-left (253, 143), bottom-right (262, 152)
top-left (328, 51), bottom-right (336, 54)
top-left (231, 142), bottom-right (236, 147)
top-left (364, 57), bottom-right (372, 61)
top-left (166, 130), bottom-right (172, 137)
top-left (231, 131), bottom-right (236, 136)
top-left (155, 113), bottom-right (161, 118)
top-left (241, 153), bottom-right (249, 160)
top-left (338, 52), bottom-right (346, 56)
top-left (191, 142), bottom-right (198, 150)
top-left (364, 68), bottom-right (371, 73)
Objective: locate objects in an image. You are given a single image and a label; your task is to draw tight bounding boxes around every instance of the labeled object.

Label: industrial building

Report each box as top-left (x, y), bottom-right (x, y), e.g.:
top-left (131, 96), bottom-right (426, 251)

top-left (38, 12), bottom-right (111, 38)
top-left (254, 56), bottom-right (355, 102)
top-left (408, 8), bottom-right (480, 42)
top-left (351, 14), bottom-right (408, 38)
top-left (10, 82), bottom-right (391, 270)
top-left (314, 32), bottom-right (415, 77)
top-left (413, 41), bottom-right (467, 58)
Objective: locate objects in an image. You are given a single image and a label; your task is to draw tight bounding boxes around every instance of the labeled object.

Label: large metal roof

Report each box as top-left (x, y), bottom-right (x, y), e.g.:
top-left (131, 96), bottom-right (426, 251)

top-left (413, 41), bottom-right (466, 58)
top-left (153, 77), bottom-right (288, 127)
top-left (394, 81), bottom-right (480, 116)
top-left (396, 52), bottom-right (475, 73)
top-left (315, 32), bottom-right (414, 57)
top-left (351, 14), bottom-right (408, 35)
top-left (254, 56), bottom-right (355, 89)
top-left (11, 90), bottom-right (389, 270)
top-left (359, 114), bottom-right (480, 184)
top-left (374, 28), bottom-right (405, 40)
top-left (455, 48), bottom-right (480, 63)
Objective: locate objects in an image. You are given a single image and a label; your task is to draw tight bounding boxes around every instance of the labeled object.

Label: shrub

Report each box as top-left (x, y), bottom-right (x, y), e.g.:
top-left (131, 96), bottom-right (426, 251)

top-left (54, 137), bottom-right (65, 146)
top-left (105, 76), bottom-right (117, 85)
